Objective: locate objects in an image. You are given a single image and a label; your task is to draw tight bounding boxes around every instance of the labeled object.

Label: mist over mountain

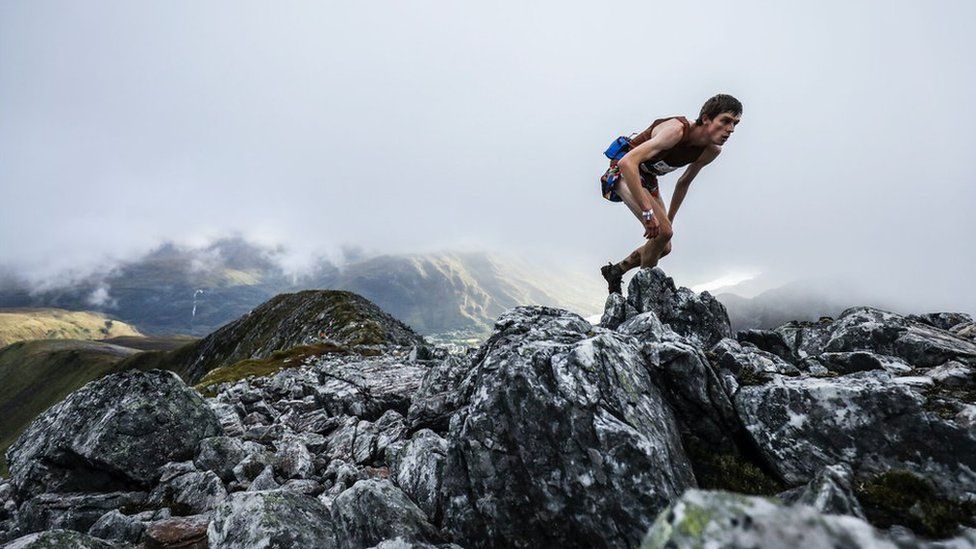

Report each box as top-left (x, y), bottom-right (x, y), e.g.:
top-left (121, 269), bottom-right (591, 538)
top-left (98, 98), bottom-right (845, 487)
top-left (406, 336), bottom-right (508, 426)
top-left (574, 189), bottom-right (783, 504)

top-left (0, 236), bottom-right (603, 338)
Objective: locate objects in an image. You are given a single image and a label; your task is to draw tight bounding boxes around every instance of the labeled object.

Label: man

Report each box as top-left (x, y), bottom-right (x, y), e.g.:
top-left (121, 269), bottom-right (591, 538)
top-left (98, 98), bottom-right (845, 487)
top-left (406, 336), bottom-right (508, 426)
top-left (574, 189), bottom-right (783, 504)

top-left (600, 94), bottom-right (742, 294)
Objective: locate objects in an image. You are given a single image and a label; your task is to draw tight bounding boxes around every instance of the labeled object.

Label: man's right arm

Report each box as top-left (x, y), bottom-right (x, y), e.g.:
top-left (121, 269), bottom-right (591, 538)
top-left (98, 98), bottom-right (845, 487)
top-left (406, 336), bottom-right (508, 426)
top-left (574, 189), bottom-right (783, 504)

top-left (617, 120), bottom-right (684, 212)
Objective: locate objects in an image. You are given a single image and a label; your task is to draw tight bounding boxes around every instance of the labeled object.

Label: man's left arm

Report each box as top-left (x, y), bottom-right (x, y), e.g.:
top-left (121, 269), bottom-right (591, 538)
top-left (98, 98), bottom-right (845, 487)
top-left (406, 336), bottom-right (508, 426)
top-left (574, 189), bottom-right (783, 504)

top-left (668, 145), bottom-right (721, 223)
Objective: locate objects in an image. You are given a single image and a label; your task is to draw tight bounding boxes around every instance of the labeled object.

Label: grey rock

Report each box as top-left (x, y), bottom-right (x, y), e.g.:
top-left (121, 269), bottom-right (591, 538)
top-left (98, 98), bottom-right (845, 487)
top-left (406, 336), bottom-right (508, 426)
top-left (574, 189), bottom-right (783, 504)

top-left (736, 370), bottom-right (976, 500)
top-left (736, 329), bottom-right (796, 362)
top-left (331, 479), bottom-right (440, 549)
top-left (641, 490), bottom-right (904, 548)
top-left (248, 466), bottom-right (280, 491)
top-left (17, 491), bottom-right (146, 535)
top-left (232, 449), bottom-right (273, 484)
top-left (775, 317), bottom-right (834, 359)
top-left (208, 401), bottom-right (245, 437)
top-left (3, 529), bottom-right (117, 548)
top-left (907, 312), bottom-right (975, 332)
top-left (148, 466), bottom-right (227, 515)
top-left (194, 437), bottom-right (251, 482)
top-left (310, 357), bottom-right (428, 421)
top-left (625, 267), bottom-right (731, 347)
top-left (441, 306), bottom-right (694, 548)
top-left (778, 463), bottom-right (866, 518)
top-left (393, 430), bottom-right (447, 523)
top-left (208, 490), bottom-right (337, 549)
top-left (406, 356), bottom-right (472, 433)
top-left (600, 292), bottom-right (636, 330)
top-left (6, 370), bottom-right (222, 499)
top-left (281, 479), bottom-right (323, 496)
top-left (274, 437), bottom-right (313, 480)
top-left (87, 508), bottom-right (146, 544)
top-left (325, 412), bottom-right (407, 466)
top-left (709, 338), bottom-right (800, 392)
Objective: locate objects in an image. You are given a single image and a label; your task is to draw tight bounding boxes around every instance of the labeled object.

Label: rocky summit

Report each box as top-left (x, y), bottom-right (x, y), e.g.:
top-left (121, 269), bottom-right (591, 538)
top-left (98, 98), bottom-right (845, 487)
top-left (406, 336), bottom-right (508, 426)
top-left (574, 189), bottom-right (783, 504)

top-left (1, 267), bottom-right (975, 548)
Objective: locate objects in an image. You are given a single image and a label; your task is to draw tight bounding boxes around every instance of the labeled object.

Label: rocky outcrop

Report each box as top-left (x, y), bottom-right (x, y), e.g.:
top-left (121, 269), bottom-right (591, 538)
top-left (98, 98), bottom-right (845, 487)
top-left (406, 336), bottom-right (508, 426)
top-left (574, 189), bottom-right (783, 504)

top-left (440, 306), bottom-right (695, 548)
top-left (6, 369), bottom-right (222, 499)
top-left (3, 279), bottom-right (975, 547)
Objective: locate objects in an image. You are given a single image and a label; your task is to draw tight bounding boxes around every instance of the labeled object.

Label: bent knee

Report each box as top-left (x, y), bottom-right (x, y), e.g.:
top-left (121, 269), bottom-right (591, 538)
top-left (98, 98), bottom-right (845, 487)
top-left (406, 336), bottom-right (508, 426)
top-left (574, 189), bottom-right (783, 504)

top-left (658, 225), bottom-right (674, 241)
top-left (660, 242), bottom-right (673, 256)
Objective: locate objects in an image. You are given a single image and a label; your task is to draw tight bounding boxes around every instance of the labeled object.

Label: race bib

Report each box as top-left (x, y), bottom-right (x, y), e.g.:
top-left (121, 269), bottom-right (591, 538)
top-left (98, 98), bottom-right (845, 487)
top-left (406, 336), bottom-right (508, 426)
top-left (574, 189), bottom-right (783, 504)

top-left (650, 160), bottom-right (678, 174)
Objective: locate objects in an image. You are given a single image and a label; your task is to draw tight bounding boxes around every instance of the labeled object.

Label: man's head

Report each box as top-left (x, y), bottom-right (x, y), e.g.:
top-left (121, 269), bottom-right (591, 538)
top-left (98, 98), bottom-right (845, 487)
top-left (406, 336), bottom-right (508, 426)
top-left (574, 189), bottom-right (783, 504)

top-left (696, 94), bottom-right (742, 145)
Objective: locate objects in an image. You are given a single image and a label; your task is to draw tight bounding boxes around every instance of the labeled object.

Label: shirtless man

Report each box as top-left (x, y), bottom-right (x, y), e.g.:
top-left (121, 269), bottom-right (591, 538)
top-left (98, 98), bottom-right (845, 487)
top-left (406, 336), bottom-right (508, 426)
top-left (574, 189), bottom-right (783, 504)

top-left (600, 94), bottom-right (742, 294)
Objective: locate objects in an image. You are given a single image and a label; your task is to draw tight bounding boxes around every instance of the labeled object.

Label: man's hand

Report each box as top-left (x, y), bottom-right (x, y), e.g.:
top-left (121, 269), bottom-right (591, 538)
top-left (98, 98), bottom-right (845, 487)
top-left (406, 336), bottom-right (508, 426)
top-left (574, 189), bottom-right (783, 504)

top-left (643, 216), bottom-right (660, 239)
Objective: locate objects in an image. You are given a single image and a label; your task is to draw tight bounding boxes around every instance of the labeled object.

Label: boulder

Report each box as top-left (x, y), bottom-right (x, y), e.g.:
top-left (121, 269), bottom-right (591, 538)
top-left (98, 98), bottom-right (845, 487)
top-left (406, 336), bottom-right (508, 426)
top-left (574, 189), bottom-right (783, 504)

top-left (3, 529), bottom-right (117, 548)
top-left (208, 490), bottom-right (337, 548)
top-left (778, 463), bottom-right (865, 519)
top-left (440, 306), bottom-right (694, 548)
top-left (147, 463), bottom-right (227, 515)
top-left (392, 429), bottom-right (448, 524)
top-left (87, 508), bottom-right (147, 545)
top-left (273, 436), bottom-right (314, 480)
top-left (736, 370), bottom-right (976, 500)
top-left (17, 491), bottom-right (146, 535)
top-left (6, 370), bottom-right (222, 498)
top-left (735, 329), bottom-right (796, 362)
top-left (144, 514), bottom-right (211, 549)
top-left (194, 437), bottom-right (252, 482)
top-left (331, 479), bottom-right (440, 549)
top-left (625, 268), bottom-right (731, 347)
top-left (641, 490), bottom-right (904, 548)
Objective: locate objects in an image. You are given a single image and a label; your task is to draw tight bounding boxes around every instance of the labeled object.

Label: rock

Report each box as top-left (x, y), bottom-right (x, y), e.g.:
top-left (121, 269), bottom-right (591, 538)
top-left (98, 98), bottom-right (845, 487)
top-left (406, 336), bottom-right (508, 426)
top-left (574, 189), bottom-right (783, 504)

top-left (406, 356), bottom-right (471, 433)
top-left (736, 370), bottom-right (976, 500)
top-left (274, 436), bottom-right (314, 480)
top-left (324, 412), bottom-right (408, 466)
top-left (441, 306), bottom-right (694, 548)
top-left (907, 312), bottom-right (974, 332)
top-left (194, 437), bottom-right (251, 482)
top-left (232, 449), bottom-right (273, 484)
top-left (148, 464), bottom-right (227, 515)
top-left (87, 508), bottom-right (146, 544)
top-left (641, 490), bottom-right (905, 549)
top-left (208, 490), bottom-right (337, 549)
top-left (775, 317), bottom-right (834, 359)
top-left (816, 351), bottom-right (911, 375)
top-left (312, 357), bottom-right (428, 421)
top-left (6, 370), bottom-right (223, 499)
top-left (281, 479), bottom-right (323, 496)
top-left (708, 338), bottom-right (799, 393)
top-left (735, 329), bottom-right (796, 362)
top-left (207, 401), bottom-right (245, 437)
top-left (778, 463), bottom-right (865, 518)
top-left (600, 292), bottom-right (636, 330)
top-left (3, 529), bottom-right (117, 548)
top-left (144, 514), bottom-right (211, 549)
top-left (392, 429), bottom-right (447, 523)
top-left (248, 466), bottom-right (280, 491)
top-left (17, 491), bottom-right (146, 535)
top-left (625, 267), bottom-right (732, 347)
top-left (330, 479), bottom-right (440, 549)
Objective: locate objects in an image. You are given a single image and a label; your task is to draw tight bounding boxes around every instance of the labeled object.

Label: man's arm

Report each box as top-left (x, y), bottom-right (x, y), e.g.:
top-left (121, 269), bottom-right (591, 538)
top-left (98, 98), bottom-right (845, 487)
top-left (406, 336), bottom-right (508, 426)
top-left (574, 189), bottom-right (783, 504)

top-left (617, 120), bottom-right (684, 213)
top-left (668, 145), bottom-right (721, 223)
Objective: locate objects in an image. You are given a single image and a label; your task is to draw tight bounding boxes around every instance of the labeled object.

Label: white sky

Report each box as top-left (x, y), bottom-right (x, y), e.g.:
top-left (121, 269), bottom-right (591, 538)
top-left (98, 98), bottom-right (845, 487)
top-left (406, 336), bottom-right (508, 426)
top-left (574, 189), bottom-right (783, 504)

top-left (2, 1), bottom-right (974, 313)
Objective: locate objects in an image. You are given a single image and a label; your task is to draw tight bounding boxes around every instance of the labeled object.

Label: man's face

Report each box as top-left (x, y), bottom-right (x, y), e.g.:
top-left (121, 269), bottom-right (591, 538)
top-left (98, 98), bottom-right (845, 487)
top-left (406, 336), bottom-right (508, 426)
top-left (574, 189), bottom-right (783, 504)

top-left (704, 112), bottom-right (741, 146)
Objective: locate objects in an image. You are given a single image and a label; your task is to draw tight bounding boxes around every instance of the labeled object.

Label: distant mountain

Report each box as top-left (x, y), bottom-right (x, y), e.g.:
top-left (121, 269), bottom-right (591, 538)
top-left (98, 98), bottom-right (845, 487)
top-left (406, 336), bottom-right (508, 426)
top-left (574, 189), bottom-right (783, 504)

top-left (0, 308), bottom-right (142, 347)
top-left (0, 238), bottom-right (602, 338)
top-left (716, 279), bottom-right (893, 332)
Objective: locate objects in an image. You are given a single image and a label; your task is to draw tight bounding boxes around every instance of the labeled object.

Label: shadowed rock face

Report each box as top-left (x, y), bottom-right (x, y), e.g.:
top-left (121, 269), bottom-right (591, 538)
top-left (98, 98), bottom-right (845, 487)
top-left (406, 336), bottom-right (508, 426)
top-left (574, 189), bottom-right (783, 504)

top-left (6, 369), bottom-right (222, 499)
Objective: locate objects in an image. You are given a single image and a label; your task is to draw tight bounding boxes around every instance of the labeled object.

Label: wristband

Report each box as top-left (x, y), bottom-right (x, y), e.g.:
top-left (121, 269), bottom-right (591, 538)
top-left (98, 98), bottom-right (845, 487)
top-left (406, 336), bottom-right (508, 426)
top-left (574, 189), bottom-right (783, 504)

top-left (641, 210), bottom-right (654, 221)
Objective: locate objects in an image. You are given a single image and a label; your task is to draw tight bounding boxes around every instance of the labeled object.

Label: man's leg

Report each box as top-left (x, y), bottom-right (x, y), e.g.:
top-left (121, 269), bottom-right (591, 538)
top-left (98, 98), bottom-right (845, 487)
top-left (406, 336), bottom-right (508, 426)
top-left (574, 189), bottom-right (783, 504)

top-left (614, 181), bottom-right (674, 271)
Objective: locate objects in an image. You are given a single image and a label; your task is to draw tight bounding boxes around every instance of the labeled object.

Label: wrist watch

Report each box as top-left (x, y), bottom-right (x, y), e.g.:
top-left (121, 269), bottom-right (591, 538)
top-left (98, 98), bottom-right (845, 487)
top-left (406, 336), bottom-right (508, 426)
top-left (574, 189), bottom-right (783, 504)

top-left (641, 210), bottom-right (654, 221)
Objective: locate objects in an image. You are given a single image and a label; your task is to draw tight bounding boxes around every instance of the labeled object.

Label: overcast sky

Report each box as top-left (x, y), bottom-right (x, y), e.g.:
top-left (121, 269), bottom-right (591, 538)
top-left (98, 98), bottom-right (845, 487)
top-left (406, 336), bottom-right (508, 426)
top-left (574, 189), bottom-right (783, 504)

top-left (2, 1), bottom-right (974, 313)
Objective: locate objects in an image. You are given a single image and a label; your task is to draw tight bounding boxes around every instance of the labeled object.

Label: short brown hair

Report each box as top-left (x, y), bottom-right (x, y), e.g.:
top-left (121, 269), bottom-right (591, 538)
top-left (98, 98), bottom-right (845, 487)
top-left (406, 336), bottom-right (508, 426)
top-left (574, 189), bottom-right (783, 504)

top-left (696, 94), bottom-right (742, 126)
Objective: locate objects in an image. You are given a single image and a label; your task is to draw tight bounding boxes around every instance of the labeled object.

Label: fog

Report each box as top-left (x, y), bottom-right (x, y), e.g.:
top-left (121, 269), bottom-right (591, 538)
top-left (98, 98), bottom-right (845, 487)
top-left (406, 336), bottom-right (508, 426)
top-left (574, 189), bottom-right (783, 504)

top-left (2, 1), bottom-right (974, 314)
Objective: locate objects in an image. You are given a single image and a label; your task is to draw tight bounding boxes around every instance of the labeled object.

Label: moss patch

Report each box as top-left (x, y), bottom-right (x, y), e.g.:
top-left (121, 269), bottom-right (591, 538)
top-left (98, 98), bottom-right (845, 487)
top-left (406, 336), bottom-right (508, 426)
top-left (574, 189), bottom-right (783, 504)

top-left (194, 342), bottom-right (352, 397)
top-left (685, 444), bottom-right (785, 496)
top-left (856, 469), bottom-right (976, 538)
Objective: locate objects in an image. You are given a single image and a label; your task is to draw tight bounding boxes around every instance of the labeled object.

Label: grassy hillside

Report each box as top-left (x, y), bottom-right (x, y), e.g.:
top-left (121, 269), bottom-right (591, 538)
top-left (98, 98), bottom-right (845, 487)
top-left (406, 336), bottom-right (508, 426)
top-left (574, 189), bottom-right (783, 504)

top-left (0, 339), bottom-right (140, 474)
top-left (0, 308), bottom-right (142, 347)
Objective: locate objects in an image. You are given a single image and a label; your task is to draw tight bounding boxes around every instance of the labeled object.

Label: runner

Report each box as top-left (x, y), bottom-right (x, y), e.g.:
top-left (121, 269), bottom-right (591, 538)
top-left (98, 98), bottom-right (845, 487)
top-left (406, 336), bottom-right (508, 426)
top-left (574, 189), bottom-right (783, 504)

top-left (600, 94), bottom-right (742, 294)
